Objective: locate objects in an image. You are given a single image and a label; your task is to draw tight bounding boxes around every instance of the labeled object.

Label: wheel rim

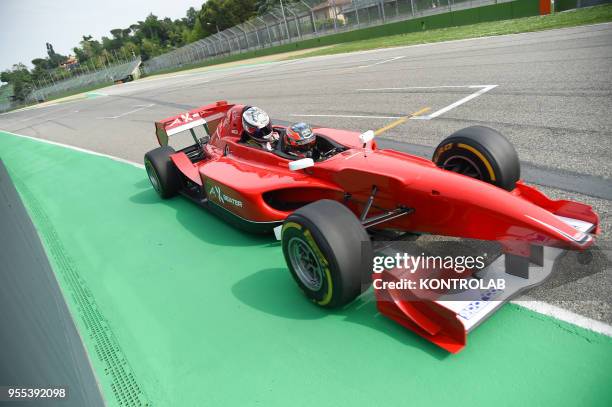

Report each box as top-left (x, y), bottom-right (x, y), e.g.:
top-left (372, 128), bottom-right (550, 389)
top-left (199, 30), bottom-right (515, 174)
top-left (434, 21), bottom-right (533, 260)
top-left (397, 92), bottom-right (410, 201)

top-left (442, 155), bottom-right (483, 180)
top-left (287, 237), bottom-right (324, 291)
top-left (145, 161), bottom-right (161, 193)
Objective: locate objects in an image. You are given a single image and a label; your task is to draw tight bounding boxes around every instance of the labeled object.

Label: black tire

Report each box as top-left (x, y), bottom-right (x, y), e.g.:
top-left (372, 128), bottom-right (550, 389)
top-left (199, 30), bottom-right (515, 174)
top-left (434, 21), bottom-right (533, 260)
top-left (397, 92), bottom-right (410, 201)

top-left (432, 126), bottom-right (520, 191)
top-left (281, 199), bottom-right (372, 308)
top-left (144, 146), bottom-right (181, 199)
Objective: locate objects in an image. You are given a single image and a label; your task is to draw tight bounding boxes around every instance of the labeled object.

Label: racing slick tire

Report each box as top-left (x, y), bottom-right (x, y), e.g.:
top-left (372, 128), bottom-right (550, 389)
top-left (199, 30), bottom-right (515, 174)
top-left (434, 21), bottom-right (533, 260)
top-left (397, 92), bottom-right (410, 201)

top-left (433, 126), bottom-right (520, 191)
top-left (281, 199), bottom-right (373, 309)
top-left (144, 146), bottom-right (181, 199)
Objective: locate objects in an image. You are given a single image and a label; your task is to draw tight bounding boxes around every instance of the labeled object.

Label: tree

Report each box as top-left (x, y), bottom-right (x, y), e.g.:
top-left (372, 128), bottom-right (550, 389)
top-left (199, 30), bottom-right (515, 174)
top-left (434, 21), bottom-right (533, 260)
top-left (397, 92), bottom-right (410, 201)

top-left (184, 7), bottom-right (199, 29)
top-left (196, 0), bottom-right (257, 37)
top-left (256, 0), bottom-right (293, 14)
top-left (3, 0), bottom-right (272, 101)
top-left (140, 38), bottom-right (162, 60)
top-left (1, 64), bottom-right (33, 102)
top-left (46, 43), bottom-right (66, 67)
top-left (188, 16), bottom-right (206, 42)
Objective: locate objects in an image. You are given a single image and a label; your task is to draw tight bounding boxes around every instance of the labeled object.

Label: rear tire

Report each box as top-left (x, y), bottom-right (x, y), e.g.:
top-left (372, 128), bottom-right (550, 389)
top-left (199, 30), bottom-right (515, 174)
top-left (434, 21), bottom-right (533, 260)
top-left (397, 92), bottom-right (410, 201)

top-left (432, 126), bottom-right (520, 191)
top-left (282, 199), bottom-right (372, 308)
top-left (144, 146), bottom-right (180, 199)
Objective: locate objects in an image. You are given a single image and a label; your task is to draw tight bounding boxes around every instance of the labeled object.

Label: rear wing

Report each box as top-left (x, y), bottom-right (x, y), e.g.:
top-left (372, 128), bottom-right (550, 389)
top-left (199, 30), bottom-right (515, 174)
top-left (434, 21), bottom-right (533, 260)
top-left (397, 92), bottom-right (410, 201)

top-left (154, 100), bottom-right (232, 146)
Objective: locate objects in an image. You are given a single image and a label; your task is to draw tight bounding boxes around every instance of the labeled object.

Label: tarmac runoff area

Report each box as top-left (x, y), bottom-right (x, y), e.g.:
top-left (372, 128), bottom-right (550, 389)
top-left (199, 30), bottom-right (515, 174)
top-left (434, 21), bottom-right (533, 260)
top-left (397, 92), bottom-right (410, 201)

top-left (0, 23), bottom-right (611, 406)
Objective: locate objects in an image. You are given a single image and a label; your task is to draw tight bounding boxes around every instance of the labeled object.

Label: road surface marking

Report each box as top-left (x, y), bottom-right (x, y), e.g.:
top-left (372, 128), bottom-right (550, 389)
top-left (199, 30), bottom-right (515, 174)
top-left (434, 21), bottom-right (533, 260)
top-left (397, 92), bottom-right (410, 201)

top-left (357, 56), bottom-right (405, 69)
top-left (414, 85), bottom-right (497, 119)
top-left (99, 103), bottom-right (155, 119)
top-left (513, 300), bottom-right (612, 337)
top-left (290, 114), bottom-right (402, 119)
top-left (357, 85), bottom-right (498, 120)
top-left (358, 85), bottom-right (479, 91)
top-left (106, 78), bottom-right (210, 95)
top-left (374, 107), bottom-right (431, 136)
top-left (0, 129), bottom-right (144, 169)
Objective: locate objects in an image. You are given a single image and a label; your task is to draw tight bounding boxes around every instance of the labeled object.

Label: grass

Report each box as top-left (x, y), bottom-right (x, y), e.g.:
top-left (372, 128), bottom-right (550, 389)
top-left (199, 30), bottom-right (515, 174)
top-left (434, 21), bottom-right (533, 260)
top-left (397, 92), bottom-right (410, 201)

top-left (293, 5), bottom-right (612, 59)
top-left (137, 5), bottom-right (612, 77)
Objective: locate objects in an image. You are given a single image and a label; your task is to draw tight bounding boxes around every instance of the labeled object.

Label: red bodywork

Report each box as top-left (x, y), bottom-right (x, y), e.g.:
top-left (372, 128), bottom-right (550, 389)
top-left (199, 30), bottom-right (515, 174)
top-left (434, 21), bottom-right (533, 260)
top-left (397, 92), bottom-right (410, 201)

top-left (155, 101), bottom-right (599, 352)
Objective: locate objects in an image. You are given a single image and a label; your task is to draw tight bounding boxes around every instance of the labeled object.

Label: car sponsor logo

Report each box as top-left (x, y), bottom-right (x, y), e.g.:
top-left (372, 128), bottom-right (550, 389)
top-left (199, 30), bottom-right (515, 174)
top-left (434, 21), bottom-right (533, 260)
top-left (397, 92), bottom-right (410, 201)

top-left (208, 184), bottom-right (243, 207)
top-left (169, 112), bottom-right (201, 128)
top-left (458, 287), bottom-right (503, 321)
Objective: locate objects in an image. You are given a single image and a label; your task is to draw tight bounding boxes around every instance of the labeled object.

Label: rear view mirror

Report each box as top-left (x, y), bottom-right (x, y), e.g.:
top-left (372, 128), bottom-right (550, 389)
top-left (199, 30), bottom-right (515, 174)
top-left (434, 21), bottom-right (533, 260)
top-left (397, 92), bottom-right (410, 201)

top-left (359, 130), bottom-right (375, 145)
top-left (289, 158), bottom-right (314, 171)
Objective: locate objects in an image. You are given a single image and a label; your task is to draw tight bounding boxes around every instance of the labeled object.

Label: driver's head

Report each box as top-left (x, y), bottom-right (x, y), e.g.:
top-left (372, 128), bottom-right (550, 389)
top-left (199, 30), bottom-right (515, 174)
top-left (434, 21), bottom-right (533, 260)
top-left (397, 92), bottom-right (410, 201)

top-left (284, 122), bottom-right (316, 155)
top-left (242, 106), bottom-right (273, 143)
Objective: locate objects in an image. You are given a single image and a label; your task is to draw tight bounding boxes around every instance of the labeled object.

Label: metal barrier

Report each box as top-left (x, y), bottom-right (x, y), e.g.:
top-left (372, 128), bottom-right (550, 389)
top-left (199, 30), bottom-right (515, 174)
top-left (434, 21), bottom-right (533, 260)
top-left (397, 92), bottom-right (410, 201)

top-left (143, 0), bottom-right (513, 75)
top-left (26, 58), bottom-right (142, 103)
top-left (0, 0), bottom-right (522, 113)
top-left (0, 85), bottom-right (14, 113)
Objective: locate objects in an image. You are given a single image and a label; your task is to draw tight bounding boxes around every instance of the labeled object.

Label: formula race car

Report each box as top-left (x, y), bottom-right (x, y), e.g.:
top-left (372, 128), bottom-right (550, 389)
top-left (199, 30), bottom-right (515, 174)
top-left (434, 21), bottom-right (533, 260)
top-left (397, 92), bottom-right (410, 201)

top-left (145, 101), bottom-right (599, 353)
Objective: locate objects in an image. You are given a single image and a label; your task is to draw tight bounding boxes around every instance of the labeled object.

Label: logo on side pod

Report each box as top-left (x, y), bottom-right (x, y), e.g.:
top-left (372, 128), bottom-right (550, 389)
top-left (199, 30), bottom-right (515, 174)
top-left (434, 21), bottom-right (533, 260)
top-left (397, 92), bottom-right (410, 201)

top-left (208, 183), bottom-right (243, 207)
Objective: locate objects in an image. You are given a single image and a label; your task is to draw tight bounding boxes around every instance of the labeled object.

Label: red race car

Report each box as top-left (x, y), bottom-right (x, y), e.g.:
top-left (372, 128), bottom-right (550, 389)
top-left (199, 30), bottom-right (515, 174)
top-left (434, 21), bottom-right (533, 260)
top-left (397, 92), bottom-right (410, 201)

top-left (145, 101), bottom-right (599, 353)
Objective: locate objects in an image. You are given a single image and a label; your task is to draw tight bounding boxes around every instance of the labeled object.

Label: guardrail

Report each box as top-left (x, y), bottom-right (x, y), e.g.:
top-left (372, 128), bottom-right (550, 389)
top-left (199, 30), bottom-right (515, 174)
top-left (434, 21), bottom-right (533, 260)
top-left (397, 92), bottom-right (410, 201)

top-left (142, 0), bottom-right (528, 75)
top-left (0, 58), bottom-right (142, 113)
top-left (26, 58), bottom-right (142, 103)
top-left (1, 0), bottom-right (543, 113)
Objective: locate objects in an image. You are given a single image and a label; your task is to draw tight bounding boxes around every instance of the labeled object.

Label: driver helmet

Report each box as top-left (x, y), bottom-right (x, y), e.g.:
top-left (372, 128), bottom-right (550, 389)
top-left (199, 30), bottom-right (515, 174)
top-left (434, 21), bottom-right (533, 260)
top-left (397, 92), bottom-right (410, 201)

top-left (242, 106), bottom-right (273, 143)
top-left (284, 122), bottom-right (316, 155)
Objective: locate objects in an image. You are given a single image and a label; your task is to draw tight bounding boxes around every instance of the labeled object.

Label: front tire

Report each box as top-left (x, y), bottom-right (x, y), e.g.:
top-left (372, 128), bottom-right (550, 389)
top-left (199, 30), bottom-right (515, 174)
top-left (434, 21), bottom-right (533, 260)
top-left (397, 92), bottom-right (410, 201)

top-left (433, 126), bottom-right (520, 191)
top-left (144, 146), bottom-right (180, 199)
top-left (282, 200), bottom-right (372, 308)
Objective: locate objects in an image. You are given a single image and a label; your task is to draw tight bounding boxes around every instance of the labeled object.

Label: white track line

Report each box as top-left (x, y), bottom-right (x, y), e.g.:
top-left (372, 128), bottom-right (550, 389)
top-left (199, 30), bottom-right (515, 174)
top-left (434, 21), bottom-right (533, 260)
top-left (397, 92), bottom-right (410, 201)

top-left (290, 113), bottom-right (401, 119)
top-left (0, 128), bottom-right (610, 338)
top-left (109, 78), bottom-right (210, 95)
top-left (0, 129), bottom-right (144, 169)
top-left (513, 300), bottom-right (612, 337)
top-left (356, 85), bottom-right (498, 120)
top-left (357, 56), bottom-right (405, 69)
top-left (99, 103), bottom-right (154, 119)
top-left (415, 85), bottom-right (497, 119)
top-left (359, 85), bottom-right (478, 90)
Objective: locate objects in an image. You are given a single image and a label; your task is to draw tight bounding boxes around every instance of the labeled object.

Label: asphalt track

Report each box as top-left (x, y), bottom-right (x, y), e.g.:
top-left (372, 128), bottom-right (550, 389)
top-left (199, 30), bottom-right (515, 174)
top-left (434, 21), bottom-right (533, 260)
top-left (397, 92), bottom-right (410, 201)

top-left (0, 23), bottom-right (611, 406)
top-left (1, 23), bottom-right (610, 321)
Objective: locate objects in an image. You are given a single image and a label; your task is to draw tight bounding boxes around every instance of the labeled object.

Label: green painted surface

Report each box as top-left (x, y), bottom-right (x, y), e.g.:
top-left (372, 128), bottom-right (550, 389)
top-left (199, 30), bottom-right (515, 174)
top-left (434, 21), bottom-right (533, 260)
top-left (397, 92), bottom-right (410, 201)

top-left (1, 130), bottom-right (611, 406)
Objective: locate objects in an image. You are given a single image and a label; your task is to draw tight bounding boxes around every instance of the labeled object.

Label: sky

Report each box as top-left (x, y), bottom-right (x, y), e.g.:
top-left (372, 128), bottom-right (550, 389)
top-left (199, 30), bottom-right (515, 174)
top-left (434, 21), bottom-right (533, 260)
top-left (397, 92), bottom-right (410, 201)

top-left (0, 0), bottom-right (204, 72)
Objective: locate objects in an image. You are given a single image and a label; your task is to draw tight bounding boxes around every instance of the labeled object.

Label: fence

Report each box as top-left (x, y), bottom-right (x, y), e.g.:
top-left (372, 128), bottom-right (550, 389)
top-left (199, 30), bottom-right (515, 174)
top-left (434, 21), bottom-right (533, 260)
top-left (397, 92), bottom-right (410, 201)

top-left (0, 85), bottom-right (13, 112)
top-left (0, 57), bottom-right (142, 112)
top-left (143, 0), bottom-right (526, 75)
top-left (25, 58), bottom-right (142, 104)
top-left (2, 0), bottom-right (541, 113)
